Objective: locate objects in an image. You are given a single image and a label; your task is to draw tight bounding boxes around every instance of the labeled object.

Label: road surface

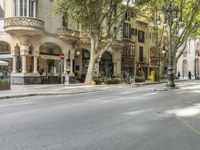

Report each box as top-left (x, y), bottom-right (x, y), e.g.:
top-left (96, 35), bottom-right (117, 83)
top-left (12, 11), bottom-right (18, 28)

top-left (0, 81), bottom-right (200, 150)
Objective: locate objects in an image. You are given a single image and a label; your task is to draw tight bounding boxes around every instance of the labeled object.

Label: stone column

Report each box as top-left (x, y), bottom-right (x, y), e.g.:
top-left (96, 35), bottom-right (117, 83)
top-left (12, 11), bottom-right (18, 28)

top-left (64, 58), bottom-right (67, 73)
top-left (64, 52), bottom-right (68, 73)
top-left (20, 45), bottom-right (29, 73)
top-left (12, 55), bottom-right (17, 73)
top-left (22, 55), bottom-right (27, 73)
top-left (70, 50), bottom-right (75, 76)
top-left (12, 44), bottom-right (20, 73)
top-left (113, 60), bottom-right (117, 75)
top-left (33, 51), bottom-right (39, 73)
top-left (70, 58), bottom-right (74, 75)
top-left (114, 59), bottom-right (121, 76)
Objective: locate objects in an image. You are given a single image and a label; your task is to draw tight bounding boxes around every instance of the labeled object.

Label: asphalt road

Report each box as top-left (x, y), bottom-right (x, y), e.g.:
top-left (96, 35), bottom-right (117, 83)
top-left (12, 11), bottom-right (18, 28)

top-left (0, 81), bottom-right (200, 150)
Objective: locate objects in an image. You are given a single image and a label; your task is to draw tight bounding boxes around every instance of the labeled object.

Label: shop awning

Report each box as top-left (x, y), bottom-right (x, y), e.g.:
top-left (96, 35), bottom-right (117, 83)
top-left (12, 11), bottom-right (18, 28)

top-left (0, 60), bottom-right (8, 66)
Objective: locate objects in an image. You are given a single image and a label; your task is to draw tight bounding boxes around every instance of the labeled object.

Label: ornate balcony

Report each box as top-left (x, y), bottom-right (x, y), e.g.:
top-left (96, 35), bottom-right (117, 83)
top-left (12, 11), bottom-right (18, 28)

top-left (4, 17), bottom-right (44, 36)
top-left (57, 28), bottom-right (80, 41)
top-left (79, 33), bottom-right (90, 44)
top-left (136, 18), bottom-right (148, 26)
top-left (112, 40), bottom-right (124, 49)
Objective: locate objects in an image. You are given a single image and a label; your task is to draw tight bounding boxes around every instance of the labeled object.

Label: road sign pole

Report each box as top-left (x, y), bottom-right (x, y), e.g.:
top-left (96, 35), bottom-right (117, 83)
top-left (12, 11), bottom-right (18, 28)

top-left (60, 60), bottom-right (64, 84)
top-left (60, 53), bottom-right (65, 84)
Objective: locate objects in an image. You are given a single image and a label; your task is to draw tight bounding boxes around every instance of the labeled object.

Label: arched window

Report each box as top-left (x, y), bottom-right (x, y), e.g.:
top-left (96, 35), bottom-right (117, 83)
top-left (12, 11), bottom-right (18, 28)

top-left (14, 0), bottom-right (36, 17)
top-left (99, 51), bottom-right (113, 77)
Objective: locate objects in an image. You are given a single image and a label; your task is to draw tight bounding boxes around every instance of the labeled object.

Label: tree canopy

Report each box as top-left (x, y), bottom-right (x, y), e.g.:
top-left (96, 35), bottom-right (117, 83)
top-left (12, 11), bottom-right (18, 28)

top-left (144, 0), bottom-right (200, 74)
top-left (53, 0), bottom-right (150, 85)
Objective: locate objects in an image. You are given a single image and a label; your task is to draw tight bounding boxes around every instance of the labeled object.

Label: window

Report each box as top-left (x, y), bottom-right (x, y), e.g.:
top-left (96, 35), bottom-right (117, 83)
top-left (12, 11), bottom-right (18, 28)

top-left (14, 0), bottom-right (36, 17)
top-left (20, 0), bottom-right (23, 16)
top-left (195, 50), bottom-right (200, 56)
top-left (24, 0), bottom-right (27, 16)
top-left (152, 32), bottom-right (156, 44)
top-left (62, 13), bottom-right (68, 28)
top-left (122, 45), bottom-right (135, 59)
top-left (139, 46), bottom-right (144, 62)
top-left (138, 30), bottom-right (145, 43)
top-left (29, 0), bottom-right (34, 17)
top-left (14, 0), bottom-right (18, 16)
top-left (123, 23), bottom-right (131, 39)
top-left (131, 28), bottom-right (137, 36)
top-left (125, 12), bottom-right (131, 21)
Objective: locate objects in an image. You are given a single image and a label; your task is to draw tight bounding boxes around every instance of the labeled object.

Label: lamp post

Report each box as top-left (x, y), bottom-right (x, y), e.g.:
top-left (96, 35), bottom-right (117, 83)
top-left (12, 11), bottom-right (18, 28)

top-left (161, 0), bottom-right (183, 88)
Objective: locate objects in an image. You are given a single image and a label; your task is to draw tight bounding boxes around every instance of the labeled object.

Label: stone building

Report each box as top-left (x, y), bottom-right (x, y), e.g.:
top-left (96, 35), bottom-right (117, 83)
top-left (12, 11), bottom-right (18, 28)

top-left (0, 0), bottom-right (159, 84)
top-left (177, 39), bottom-right (200, 79)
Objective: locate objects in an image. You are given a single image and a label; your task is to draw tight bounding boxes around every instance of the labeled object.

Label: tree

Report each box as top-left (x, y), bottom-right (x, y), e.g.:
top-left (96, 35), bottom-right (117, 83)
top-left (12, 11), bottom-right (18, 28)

top-left (174, 0), bottom-right (200, 73)
top-left (53, 0), bottom-right (150, 85)
top-left (145, 0), bottom-right (200, 76)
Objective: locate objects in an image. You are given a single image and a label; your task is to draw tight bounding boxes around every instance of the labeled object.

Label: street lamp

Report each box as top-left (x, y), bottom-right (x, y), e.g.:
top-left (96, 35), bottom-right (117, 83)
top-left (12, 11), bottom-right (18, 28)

top-left (160, 0), bottom-right (183, 88)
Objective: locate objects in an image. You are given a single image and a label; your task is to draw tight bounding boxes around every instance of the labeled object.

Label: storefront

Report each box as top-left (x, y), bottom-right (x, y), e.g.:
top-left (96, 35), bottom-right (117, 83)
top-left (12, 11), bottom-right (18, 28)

top-left (0, 41), bottom-right (11, 90)
top-left (99, 51), bottom-right (113, 77)
top-left (39, 43), bottom-right (62, 84)
top-left (121, 45), bottom-right (135, 76)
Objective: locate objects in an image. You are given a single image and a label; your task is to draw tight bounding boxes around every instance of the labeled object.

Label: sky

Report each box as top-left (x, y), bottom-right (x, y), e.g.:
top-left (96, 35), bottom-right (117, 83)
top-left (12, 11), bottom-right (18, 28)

top-left (0, 0), bottom-right (4, 31)
top-left (0, 0), bottom-right (4, 9)
top-left (0, 0), bottom-right (4, 18)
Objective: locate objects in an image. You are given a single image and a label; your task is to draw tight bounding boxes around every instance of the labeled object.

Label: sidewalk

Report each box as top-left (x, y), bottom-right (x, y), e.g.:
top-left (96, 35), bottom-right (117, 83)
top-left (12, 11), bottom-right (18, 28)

top-left (0, 83), bottom-right (97, 99)
top-left (0, 79), bottom-right (187, 100)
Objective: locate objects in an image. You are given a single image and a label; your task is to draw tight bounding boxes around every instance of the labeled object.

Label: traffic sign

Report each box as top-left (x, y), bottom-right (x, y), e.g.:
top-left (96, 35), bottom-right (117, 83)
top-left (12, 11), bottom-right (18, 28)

top-left (60, 53), bottom-right (64, 59)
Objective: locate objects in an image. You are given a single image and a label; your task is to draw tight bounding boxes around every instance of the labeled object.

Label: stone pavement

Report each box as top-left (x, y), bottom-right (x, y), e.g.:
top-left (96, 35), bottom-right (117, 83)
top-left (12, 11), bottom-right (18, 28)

top-left (0, 79), bottom-right (187, 99)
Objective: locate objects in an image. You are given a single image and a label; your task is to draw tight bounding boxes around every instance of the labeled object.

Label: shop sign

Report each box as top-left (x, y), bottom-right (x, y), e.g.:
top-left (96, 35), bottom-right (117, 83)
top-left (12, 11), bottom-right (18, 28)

top-left (60, 53), bottom-right (65, 60)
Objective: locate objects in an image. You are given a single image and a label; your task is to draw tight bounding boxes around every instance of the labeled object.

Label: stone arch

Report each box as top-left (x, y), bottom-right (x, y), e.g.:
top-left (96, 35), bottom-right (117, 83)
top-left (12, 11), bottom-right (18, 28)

top-left (0, 41), bottom-right (12, 73)
top-left (38, 42), bottom-right (62, 83)
top-left (39, 42), bottom-right (62, 55)
top-left (34, 37), bottom-right (67, 53)
top-left (0, 41), bottom-right (11, 53)
top-left (195, 49), bottom-right (200, 56)
top-left (99, 51), bottom-right (113, 77)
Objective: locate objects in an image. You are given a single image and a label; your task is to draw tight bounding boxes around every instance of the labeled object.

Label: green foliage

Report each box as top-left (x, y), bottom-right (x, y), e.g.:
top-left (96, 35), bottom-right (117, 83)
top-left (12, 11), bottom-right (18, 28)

top-left (53, 0), bottom-right (121, 30)
top-left (53, 0), bottom-right (151, 30)
top-left (145, 0), bottom-right (200, 61)
top-left (52, 0), bottom-right (151, 84)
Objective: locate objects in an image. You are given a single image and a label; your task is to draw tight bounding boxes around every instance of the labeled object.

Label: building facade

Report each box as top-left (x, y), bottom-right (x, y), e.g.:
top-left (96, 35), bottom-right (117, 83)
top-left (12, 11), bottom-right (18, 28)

top-left (177, 39), bottom-right (200, 79)
top-left (0, 0), bottom-right (159, 84)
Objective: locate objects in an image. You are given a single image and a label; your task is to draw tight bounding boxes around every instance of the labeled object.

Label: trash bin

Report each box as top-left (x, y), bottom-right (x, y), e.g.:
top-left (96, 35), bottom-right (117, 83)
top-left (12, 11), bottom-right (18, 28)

top-left (150, 71), bottom-right (155, 81)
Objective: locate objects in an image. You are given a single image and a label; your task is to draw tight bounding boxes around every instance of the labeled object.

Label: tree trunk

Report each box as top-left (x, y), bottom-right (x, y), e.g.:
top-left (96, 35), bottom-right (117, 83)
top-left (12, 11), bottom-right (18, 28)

top-left (159, 61), bottom-right (164, 79)
top-left (84, 35), bottom-right (96, 85)
top-left (174, 58), bottom-right (178, 75)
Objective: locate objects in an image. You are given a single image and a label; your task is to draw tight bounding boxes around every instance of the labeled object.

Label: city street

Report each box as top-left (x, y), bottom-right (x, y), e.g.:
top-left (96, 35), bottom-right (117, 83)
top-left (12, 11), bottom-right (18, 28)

top-left (0, 81), bottom-right (200, 150)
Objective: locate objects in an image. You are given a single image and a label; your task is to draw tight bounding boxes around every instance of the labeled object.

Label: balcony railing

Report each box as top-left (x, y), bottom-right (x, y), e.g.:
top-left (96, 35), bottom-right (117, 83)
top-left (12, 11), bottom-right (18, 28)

top-left (79, 33), bottom-right (90, 44)
top-left (57, 28), bottom-right (80, 40)
top-left (4, 17), bottom-right (44, 30)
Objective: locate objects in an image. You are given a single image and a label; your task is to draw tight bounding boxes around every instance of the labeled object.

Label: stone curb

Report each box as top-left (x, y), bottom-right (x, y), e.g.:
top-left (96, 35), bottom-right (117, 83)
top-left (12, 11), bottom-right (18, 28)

top-left (0, 90), bottom-right (103, 100)
top-left (0, 80), bottom-right (188, 100)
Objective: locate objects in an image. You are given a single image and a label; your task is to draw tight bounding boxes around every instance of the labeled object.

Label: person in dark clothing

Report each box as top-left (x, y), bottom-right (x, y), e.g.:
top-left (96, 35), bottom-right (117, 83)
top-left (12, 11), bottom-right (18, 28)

top-left (188, 71), bottom-right (192, 79)
top-left (177, 71), bottom-right (180, 79)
